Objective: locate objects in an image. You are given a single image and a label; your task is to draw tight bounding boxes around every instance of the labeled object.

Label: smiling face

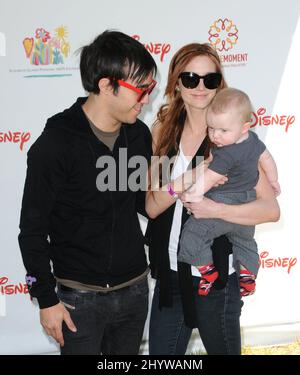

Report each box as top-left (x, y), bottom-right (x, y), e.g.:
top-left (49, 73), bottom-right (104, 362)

top-left (108, 74), bottom-right (155, 125)
top-left (178, 55), bottom-right (220, 111)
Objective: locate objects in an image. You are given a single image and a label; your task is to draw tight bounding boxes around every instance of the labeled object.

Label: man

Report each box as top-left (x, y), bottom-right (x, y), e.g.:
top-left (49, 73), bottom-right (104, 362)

top-left (18, 30), bottom-right (157, 355)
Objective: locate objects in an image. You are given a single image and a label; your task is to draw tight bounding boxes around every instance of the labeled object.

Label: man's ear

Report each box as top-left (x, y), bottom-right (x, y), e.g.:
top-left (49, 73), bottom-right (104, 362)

top-left (242, 121), bottom-right (251, 134)
top-left (98, 78), bottom-right (113, 94)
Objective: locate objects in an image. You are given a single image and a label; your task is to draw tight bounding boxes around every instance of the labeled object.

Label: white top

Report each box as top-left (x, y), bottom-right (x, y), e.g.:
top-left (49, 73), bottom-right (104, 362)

top-left (168, 143), bottom-right (234, 277)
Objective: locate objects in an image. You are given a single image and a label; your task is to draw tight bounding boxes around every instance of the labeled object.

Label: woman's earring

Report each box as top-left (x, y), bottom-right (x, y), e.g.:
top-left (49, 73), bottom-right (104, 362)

top-left (175, 86), bottom-right (180, 92)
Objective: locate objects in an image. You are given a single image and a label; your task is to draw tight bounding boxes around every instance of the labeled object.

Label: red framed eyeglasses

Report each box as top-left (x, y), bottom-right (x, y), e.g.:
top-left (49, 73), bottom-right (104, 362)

top-left (117, 79), bottom-right (157, 102)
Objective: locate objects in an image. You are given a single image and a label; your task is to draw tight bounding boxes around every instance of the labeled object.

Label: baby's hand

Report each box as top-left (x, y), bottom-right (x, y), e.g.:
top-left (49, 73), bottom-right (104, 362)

top-left (271, 181), bottom-right (281, 197)
top-left (181, 161), bottom-right (208, 193)
top-left (212, 175), bottom-right (228, 188)
top-left (181, 183), bottom-right (203, 203)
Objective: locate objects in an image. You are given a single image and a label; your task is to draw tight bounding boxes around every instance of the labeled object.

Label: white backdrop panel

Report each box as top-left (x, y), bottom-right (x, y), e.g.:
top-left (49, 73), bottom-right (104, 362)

top-left (0, 0), bottom-right (299, 354)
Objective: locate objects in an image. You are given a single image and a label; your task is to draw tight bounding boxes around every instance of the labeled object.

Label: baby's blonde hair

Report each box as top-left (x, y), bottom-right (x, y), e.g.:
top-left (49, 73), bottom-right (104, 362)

top-left (209, 87), bottom-right (253, 123)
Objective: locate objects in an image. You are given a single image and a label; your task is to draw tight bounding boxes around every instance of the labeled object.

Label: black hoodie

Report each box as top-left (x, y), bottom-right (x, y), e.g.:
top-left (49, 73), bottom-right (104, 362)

top-left (18, 97), bottom-right (152, 308)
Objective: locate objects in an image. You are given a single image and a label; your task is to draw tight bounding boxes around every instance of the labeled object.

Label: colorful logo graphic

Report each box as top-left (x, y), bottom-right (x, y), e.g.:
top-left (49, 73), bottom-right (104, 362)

top-left (208, 18), bottom-right (238, 52)
top-left (23, 26), bottom-right (70, 65)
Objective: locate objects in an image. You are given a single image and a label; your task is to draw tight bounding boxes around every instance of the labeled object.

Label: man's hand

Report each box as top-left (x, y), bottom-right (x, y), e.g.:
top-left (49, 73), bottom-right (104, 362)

top-left (40, 302), bottom-right (77, 347)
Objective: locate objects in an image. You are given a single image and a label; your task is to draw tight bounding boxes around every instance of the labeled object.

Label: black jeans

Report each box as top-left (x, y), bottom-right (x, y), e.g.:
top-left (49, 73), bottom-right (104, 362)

top-left (149, 271), bottom-right (243, 355)
top-left (57, 279), bottom-right (148, 355)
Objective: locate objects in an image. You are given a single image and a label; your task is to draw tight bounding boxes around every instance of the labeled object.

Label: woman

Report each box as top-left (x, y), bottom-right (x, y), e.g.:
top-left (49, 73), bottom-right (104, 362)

top-left (145, 43), bottom-right (279, 355)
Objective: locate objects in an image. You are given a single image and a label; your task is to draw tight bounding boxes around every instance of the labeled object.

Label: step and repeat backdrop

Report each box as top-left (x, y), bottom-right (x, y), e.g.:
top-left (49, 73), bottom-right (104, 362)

top-left (0, 0), bottom-right (299, 354)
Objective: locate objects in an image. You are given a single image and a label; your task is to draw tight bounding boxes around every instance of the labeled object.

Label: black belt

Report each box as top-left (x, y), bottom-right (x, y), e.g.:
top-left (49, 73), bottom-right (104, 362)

top-left (58, 283), bottom-right (101, 294)
top-left (57, 274), bottom-right (147, 294)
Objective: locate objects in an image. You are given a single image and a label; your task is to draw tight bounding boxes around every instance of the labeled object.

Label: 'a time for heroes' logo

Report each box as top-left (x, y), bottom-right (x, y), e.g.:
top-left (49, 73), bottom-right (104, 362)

top-left (23, 26), bottom-right (70, 66)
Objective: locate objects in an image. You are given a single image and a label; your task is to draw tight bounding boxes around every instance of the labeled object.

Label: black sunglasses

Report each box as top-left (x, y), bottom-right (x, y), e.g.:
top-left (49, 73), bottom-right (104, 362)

top-left (179, 72), bottom-right (222, 90)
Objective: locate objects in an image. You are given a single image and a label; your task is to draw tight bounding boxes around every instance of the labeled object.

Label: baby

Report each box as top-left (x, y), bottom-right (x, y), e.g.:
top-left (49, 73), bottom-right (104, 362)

top-left (178, 87), bottom-right (280, 297)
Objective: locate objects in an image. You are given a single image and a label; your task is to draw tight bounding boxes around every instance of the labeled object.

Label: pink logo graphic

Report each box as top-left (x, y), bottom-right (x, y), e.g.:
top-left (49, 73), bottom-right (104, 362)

top-left (251, 107), bottom-right (295, 133)
top-left (259, 251), bottom-right (297, 274)
top-left (0, 277), bottom-right (29, 295)
top-left (0, 131), bottom-right (31, 150)
top-left (132, 35), bottom-right (171, 62)
top-left (208, 18), bottom-right (238, 52)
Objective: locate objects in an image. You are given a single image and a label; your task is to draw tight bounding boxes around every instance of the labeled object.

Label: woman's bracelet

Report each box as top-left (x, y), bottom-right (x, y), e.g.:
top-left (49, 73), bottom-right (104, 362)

top-left (167, 182), bottom-right (178, 200)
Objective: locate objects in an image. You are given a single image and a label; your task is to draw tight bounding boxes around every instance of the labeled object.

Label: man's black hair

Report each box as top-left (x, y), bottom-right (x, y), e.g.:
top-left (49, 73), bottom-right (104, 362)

top-left (80, 30), bottom-right (157, 94)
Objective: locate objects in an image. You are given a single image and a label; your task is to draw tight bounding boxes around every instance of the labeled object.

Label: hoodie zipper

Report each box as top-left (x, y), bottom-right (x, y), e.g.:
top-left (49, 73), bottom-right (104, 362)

top-left (88, 139), bottom-right (116, 288)
top-left (106, 126), bottom-right (129, 282)
top-left (106, 126), bottom-right (129, 281)
top-left (88, 125), bottom-right (128, 288)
